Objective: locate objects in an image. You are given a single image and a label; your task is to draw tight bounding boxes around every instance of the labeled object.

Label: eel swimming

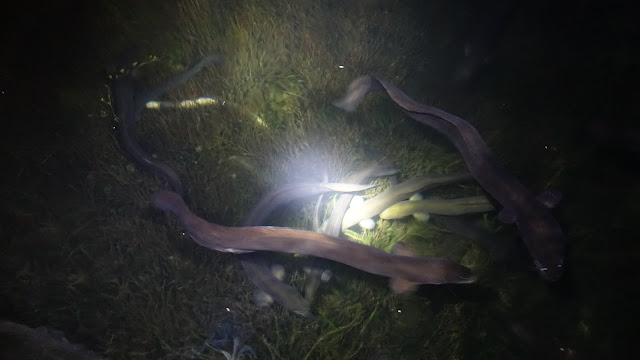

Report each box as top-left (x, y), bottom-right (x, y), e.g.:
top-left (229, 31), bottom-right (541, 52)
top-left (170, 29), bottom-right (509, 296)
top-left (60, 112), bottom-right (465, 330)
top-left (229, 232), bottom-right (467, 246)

top-left (333, 76), bottom-right (566, 281)
top-left (152, 190), bottom-right (474, 285)
top-left (340, 173), bottom-right (472, 230)
top-left (110, 54), bottom-right (223, 195)
top-left (379, 195), bottom-right (495, 219)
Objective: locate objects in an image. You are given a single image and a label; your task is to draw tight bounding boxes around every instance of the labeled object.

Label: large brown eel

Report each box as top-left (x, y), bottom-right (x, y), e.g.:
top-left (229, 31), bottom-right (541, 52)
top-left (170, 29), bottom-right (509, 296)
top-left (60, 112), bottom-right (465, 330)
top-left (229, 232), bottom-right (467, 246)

top-left (152, 190), bottom-right (474, 285)
top-left (333, 76), bottom-right (566, 281)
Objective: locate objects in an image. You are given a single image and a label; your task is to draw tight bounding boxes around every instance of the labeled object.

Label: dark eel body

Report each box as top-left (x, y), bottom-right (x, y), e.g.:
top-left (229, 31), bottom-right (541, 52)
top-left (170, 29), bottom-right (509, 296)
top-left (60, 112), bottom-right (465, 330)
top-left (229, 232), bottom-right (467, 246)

top-left (333, 76), bottom-right (566, 281)
top-left (153, 190), bottom-right (474, 285)
top-left (111, 54), bottom-right (223, 195)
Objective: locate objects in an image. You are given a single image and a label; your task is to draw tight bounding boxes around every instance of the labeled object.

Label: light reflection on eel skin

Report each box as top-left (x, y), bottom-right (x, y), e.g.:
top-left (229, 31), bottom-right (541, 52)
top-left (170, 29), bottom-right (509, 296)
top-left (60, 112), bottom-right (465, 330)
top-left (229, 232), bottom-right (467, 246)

top-left (152, 190), bottom-right (474, 285)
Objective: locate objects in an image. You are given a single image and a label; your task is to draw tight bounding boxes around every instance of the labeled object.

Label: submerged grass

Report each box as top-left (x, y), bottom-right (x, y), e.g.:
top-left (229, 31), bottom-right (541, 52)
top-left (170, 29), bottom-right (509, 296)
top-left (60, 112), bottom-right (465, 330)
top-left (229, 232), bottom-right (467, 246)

top-left (0, 0), bottom-right (537, 359)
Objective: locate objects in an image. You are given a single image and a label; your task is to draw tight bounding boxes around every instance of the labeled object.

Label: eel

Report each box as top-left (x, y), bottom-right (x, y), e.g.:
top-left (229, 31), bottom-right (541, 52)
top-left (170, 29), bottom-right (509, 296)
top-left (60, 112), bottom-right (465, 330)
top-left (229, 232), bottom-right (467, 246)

top-left (340, 173), bottom-right (472, 229)
top-left (333, 76), bottom-right (566, 281)
top-left (110, 54), bottom-right (223, 195)
top-left (152, 190), bottom-right (474, 285)
top-left (379, 195), bottom-right (495, 218)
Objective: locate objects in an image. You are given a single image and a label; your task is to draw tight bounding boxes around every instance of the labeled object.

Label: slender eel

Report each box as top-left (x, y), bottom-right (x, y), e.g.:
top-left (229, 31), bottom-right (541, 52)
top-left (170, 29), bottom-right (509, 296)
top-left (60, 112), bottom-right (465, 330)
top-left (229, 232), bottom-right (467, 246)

top-left (340, 173), bottom-right (472, 230)
top-left (111, 54), bottom-right (223, 195)
top-left (152, 190), bottom-right (474, 285)
top-left (333, 76), bottom-right (566, 280)
top-left (379, 195), bottom-right (494, 218)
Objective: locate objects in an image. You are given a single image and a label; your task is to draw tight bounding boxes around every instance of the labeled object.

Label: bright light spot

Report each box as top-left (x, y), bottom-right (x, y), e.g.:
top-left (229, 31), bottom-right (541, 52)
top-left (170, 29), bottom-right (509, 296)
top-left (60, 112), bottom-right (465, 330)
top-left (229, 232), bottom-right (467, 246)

top-left (359, 218), bottom-right (376, 230)
top-left (145, 101), bottom-right (161, 109)
top-left (255, 115), bottom-right (268, 127)
top-left (195, 97), bottom-right (218, 105)
top-left (225, 307), bottom-right (231, 312)
top-left (338, 65), bottom-right (345, 69)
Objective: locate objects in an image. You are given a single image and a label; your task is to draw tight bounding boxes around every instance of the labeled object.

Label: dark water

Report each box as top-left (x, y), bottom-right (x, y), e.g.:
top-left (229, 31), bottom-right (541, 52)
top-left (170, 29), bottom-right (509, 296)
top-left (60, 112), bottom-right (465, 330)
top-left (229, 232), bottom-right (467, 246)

top-left (1, 0), bottom-right (638, 359)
